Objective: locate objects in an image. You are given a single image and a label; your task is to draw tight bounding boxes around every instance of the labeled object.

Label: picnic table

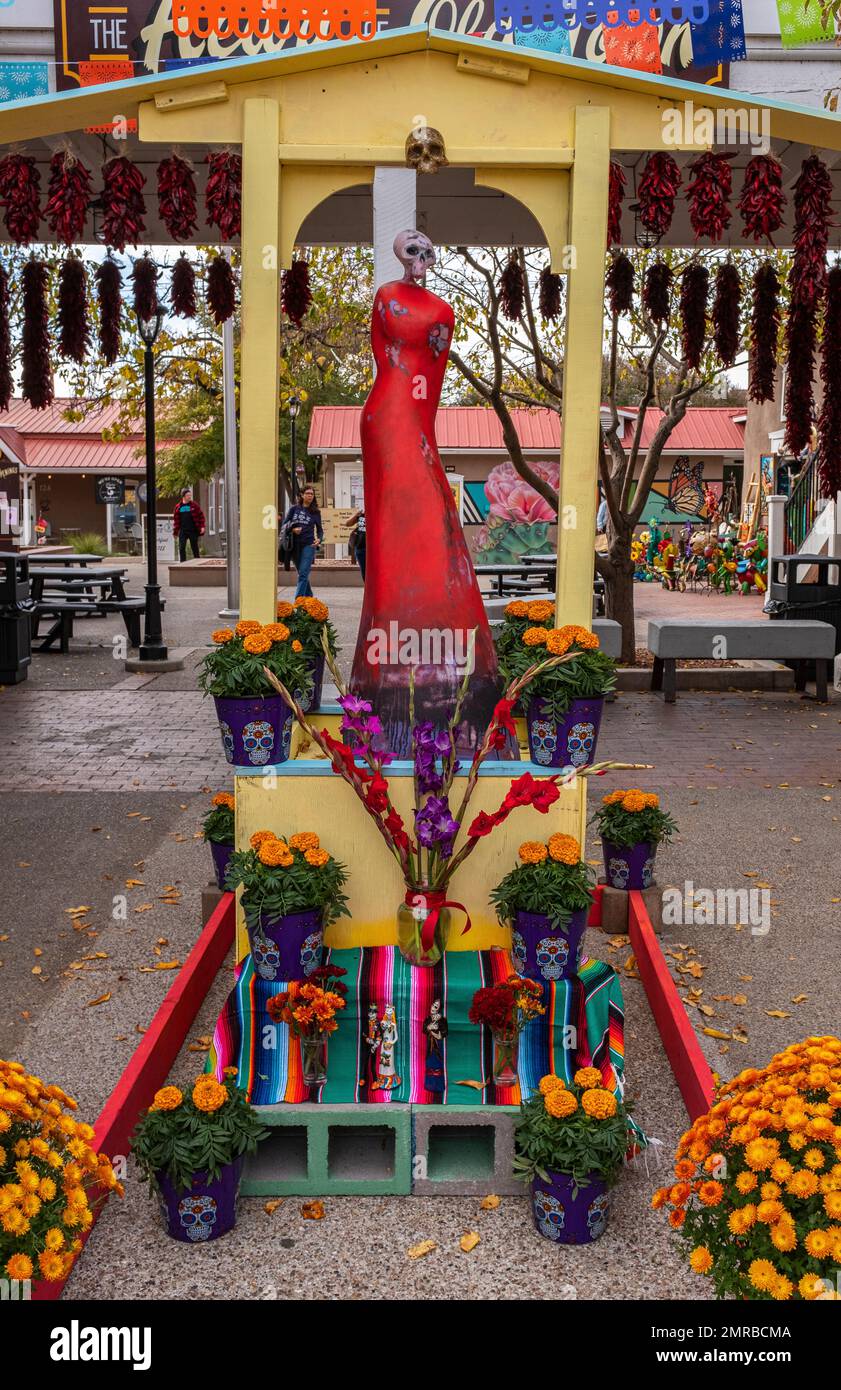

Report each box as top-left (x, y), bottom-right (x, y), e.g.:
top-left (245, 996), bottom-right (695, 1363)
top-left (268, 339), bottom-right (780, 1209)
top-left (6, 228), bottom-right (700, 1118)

top-left (27, 565), bottom-right (149, 653)
top-left (473, 560), bottom-right (556, 596)
top-left (28, 554), bottom-right (105, 567)
top-left (28, 567), bottom-right (128, 605)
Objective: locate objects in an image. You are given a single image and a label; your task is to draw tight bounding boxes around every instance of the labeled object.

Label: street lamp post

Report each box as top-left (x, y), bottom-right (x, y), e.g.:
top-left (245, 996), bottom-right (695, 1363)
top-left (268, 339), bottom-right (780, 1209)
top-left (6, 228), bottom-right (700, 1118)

top-left (288, 393), bottom-right (302, 500)
top-left (137, 308), bottom-right (167, 662)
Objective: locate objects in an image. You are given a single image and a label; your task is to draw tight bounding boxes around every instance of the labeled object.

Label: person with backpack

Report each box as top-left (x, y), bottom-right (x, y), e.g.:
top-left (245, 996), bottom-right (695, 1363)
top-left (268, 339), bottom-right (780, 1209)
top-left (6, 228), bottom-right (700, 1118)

top-left (280, 485), bottom-right (323, 598)
top-left (172, 487), bottom-right (205, 561)
top-left (348, 506), bottom-right (366, 580)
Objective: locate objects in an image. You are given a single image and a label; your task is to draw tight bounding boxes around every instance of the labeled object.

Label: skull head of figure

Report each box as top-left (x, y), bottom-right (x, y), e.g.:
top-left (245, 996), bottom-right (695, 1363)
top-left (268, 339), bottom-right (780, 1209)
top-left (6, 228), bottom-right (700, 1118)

top-left (178, 1194), bottom-right (218, 1242)
top-left (587, 1192), bottom-right (610, 1239)
top-left (566, 721), bottom-right (595, 768)
top-left (536, 935), bottom-right (569, 981)
top-left (530, 718), bottom-right (557, 765)
top-left (608, 857), bottom-right (630, 890)
top-left (641, 857), bottom-right (655, 889)
top-left (242, 718), bottom-right (274, 766)
top-left (299, 930), bottom-right (322, 977)
top-left (220, 720), bottom-right (235, 763)
top-left (511, 930), bottom-right (527, 976)
top-left (533, 1188), bottom-right (565, 1241)
top-left (393, 229), bottom-right (436, 284)
top-left (405, 125), bottom-right (448, 175)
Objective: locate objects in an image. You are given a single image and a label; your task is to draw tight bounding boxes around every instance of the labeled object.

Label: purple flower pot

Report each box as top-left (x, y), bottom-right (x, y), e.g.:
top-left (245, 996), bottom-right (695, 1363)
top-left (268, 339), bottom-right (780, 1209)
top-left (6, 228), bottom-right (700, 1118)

top-left (209, 840), bottom-right (234, 890)
top-left (510, 907), bottom-right (589, 983)
top-left (531, 1171), bottom-right (610, 1245)
top-left (245, 906), bottom-right (323, 982)
top-left (526, 696), bottom-right (604, 770)
top-left (602, 839), bottom-right (657, 891)
top-left (157, 1156), bottom-right (244, 1243)
top-left (298, 653), bottom-right (325, 713)
top-left (213, 695), bottom-right (293, 768)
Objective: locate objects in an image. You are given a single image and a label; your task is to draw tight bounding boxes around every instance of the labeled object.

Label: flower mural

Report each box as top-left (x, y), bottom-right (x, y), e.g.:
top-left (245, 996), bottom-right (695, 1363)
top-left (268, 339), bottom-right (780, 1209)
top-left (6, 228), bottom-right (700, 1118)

top-left (474, 459), bottom-right (559, 563)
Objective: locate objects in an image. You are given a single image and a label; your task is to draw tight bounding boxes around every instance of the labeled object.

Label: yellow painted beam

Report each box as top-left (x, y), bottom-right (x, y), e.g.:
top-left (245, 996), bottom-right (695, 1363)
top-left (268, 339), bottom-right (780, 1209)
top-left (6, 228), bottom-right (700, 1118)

top-left (279, 165), bottom-right (374, 269)
top-left (239, 98), bottom-right (282, 624)
top-left (556, 107), bottom-right (610, 633)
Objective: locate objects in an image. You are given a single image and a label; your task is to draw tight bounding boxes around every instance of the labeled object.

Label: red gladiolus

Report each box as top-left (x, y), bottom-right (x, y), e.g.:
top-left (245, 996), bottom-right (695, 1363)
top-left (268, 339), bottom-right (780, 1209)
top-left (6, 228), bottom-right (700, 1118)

top-left (467, 810), bottom-right (503, 839)
top-left (492, 698), bottom-right (517, 737)
top-left (365, 772), bottom-right (390, 815)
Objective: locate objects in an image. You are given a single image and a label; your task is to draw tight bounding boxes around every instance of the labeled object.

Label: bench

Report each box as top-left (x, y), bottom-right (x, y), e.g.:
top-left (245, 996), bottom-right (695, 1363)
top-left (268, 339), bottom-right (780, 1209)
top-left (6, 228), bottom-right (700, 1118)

top-left (647, 618), bottom-right (834, 703)
top-left (32, 597), bottom-right (147, 653)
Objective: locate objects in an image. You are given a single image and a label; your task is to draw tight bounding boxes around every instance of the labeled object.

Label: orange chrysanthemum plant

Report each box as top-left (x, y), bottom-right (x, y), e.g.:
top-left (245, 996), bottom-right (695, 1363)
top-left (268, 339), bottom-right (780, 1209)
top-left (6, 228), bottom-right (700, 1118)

top-left (223, 830), bottom-right (349, 931)
top-left (496, 604), bottom-right (617, 721)
top-left (199, 618), bottom-right (312, 700)
top-left (0, 1058), bottom-right (123, 1289)
top-left (132, 1071), bottom-right (269, 1198)
top-left (653, 1037), bottom-right (841, 1301)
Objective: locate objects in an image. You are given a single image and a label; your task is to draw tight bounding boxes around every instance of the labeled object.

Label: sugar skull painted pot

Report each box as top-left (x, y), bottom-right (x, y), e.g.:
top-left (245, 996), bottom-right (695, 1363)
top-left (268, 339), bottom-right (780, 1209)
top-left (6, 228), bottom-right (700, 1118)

top-left (245, 907), bottom-right (324, 983)
top-left (526, 697), bottom-right (604, 771)
top-left (209, 840), bottom-right (234, 890)
top-left (157, 1156), bottom-right (245, 1244)
top-left (213, 695), bottom-right (293, 768)
top-left (510, 907), bottom-right (590, 983)
top-left (295, 653), bottom-right (326, 714)
top-left (531, 1171), bottom-right (609, 1245)
top-left (601, 840), bottom-right (657, 891)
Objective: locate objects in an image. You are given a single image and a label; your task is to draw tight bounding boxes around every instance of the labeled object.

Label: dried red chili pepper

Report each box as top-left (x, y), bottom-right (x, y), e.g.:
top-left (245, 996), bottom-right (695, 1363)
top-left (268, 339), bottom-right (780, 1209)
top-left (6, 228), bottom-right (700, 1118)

top-left (44, 150), bottom-right (92, 246)
top-left (748, 261), bottom-right (780, 405)
top-left (171, 253), bottom-right (197, 318)
top-left (784, 156), bottom-right (834, 452)
top-left (818, 265), bottom-right (841, 497)
top-left (679, 262), bottom-right (709, 372)
top-left (784, 299), bottom-right (817, 456)
top-left (606, 252), bottom-right (634, 317)
top-left (712, 262), bottom-right (741, 369)
top-left (96, 255), bottom-right (123, 366)
top-left (132, 254), bottom-right (160, 324)
top-left (737, 156), bottom-right (785, 245)
top-left (206, 253), bottom-right (236, 325)
top-left (157, 154), bottom-right (198, 243)
top-left (102, 156), bottom-right (146, 252)
top-left (608, 160), bottom-right (626, 248)
top-left (685, 152), bottom-right (732, 243)
top-left (637, 153), bottom-right (682, 238)
top-left (643, 261), bottom-right (672, 324)
top-left (205, 152), bottom-right (242, 241)
top-left (0, 154), bottom-right (42, 246)
top-left (538, 266), bottom-right (562, 321)
top-left (281, 258), bottom-right (312, 327)
top-left (499, 254), bottom-right (524, 322)
top-left (57, 256), bottom-right (90, 364)
top-left (21, 257), bottom-right (53, 410)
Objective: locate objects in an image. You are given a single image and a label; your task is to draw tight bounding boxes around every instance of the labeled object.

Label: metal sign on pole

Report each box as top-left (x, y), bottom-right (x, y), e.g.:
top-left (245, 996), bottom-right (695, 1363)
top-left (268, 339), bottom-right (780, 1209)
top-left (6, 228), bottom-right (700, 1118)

top-left (219, 247), bottom-right (240, 620)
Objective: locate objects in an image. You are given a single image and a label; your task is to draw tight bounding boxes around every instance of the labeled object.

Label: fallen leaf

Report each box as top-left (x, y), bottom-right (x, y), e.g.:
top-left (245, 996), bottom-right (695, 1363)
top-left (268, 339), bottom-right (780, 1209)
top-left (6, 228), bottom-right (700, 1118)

top-left (791, 994), bottom-right (808, 1005)
top-left (698, 1004), bottom-right (715, 1017)
top-left (153, 960), bottom-right (181, 971)
top-left (732, 994), bottom-right (748, 1006)
top-left (187, 1043), bottom-right (210, 1052)
top-left (264, 1199), bottom-right (284, 1215)
top-left (742, 872), bottom-right (759, 879)
top-left (480, 1194), bottom-right (501, 1210)
top-left (134, 904), bottom-right (154, 913)
top-left (765, 1010), bottom-right (792, 1019)
top-left (31, 966), bottom-right (42, 975)
top-left (33, 948), bottom-right (42, 957)
top-left (702, 1027), bottom-right (732, 1040)
top-left (301, 1200), bottom-right (325, 1220)
top-left (460, 1232), bottom-right (481, 1252)
top-left (65, 906), bottom-right (91, 917)
top-left (18, 861), bottom-right (31, 867)
top-left (738, 975), bottom-right (753, 983)
top-left (407, 1239), bottom-right (437, 1260)
top-left (86, 993), bottom-right (112, 1007)
top-left (125, 879), bottom-right (144, 889)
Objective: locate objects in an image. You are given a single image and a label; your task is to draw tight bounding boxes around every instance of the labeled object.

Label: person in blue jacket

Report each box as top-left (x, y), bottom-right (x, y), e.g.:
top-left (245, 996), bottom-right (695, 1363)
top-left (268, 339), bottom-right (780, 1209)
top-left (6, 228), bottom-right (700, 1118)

top-left (281, 485), bottom-right (323, 598)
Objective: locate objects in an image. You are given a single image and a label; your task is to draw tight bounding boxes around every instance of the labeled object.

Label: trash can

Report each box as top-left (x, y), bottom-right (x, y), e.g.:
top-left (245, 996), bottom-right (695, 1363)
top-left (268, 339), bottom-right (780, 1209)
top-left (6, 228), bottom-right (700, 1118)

top-left (0, 553), bottom-right (32, 684)
top-left (765, 554), bottom-right (841, 677)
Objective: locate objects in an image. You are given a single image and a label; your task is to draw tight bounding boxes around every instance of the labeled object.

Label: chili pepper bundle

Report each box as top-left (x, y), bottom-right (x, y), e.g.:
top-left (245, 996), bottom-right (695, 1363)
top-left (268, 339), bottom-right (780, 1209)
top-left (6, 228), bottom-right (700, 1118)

top-left (101, 156), bottom-right (146, 252)
top-left (606, 252), bottom-right (634, 317)
top-left (171, 253), bottom-right (197, 318)
top-left (637, 153), bottom-right (681, 238)
top-left (157, 154), bottom-right (198, 243)
top-left (747, 261), bottom-right (780, 404)
top-left (685, 152), bottom-right (732, 243)
top-left (608, 160), bottom-right (626, 248)
top-left (499, 253), bottom-right (524, 322)
top-left (0, 262), bottom-right (12, 412)
top-left (96, 255), bottom-right (123, 365)
top-left (711, 261), bottom-right (741, 369)
top-left (57, 256), bottom-right (90, 364)
top-left (0, 154), bottom-right (42, 246)
top-left (132, 254), bottom-right (159, 323)
top-left (281, 257), bottom-right (312, 327)
top-left (679, 262), bottom-right (709, 372)
top-left (44, 150), bottom-right (92, 246)
top-left (643, 260), bottom-right (672, 324)
top-left (783, 300), bottom-right (817, 456)
top-left (817, 265), bottom-right (841, 497)
top-left (21, 257), bottom-right (53, 410)
top-left (205, 152), bottom-right (242, 241)
top-left (790, 154), bottom-right (833, 310)
top-left (206, 253), bottom-right (236, 325)
top-left (538, 266), bottom-right (562, 321)
top-left (737, 155), bottom-right (785, 245)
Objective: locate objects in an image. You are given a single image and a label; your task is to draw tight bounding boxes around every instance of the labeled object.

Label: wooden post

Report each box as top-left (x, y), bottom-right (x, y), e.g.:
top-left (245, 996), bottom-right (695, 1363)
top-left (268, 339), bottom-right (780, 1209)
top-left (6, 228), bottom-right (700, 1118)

top-left (555, 107), bottom-right (611, 631)
top-left (239, 98), bottom-right (282, 623)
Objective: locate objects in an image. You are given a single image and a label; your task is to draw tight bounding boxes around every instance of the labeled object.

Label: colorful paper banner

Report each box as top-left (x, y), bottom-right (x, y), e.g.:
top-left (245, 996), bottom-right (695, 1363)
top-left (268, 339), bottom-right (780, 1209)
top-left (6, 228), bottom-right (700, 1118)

top-left (690, 0), bottom-right (747, 63)
top-left (0, 62), bottom-right (49, 104)
top-left (776, 0), bottom-right (835, 46)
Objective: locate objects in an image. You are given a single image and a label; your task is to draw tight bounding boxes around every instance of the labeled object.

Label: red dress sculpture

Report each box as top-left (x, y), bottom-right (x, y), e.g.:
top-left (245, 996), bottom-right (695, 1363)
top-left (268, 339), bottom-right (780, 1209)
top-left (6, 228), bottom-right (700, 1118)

top-left (350, 232), bottom-right (508, 755)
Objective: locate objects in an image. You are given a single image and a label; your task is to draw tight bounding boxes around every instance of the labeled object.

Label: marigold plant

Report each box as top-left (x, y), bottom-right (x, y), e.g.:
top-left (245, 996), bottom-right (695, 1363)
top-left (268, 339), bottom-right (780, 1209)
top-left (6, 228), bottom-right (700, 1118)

top-left (653, 1037), bottom-right (841, 1300)
top-left (133, 1070), bottom-right (268, 1197)
top-left (514, 1070), bottom-right (635, 1190)
top-left (490, 835), bottom-right (594, 932)
top-left (267, 965), bottom-right (349, 1039)
top-left (496, 610), bottom-right (616, 718)
top-left (201, 791), bottom-right (235, 846)
top-left (198, 619), bottom-right (312, 700)
top-left (0, 1060), bottom-right (122, 1287)
top-left (591, 788), bottom-right (678, 848)
top-left (285, 594), bottom-right (339, 663)
top-left (224, 830), bottom-right (349, 928)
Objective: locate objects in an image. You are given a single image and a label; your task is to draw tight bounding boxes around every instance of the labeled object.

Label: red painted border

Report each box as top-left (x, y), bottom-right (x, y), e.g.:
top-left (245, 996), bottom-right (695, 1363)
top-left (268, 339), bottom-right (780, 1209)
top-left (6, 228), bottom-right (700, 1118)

top-left (32, 891), bottom-right (236, 1301)
top-left (588, 882), bottom-right (603, 929)
top-left (627, 889), bottom-right (715, 1122)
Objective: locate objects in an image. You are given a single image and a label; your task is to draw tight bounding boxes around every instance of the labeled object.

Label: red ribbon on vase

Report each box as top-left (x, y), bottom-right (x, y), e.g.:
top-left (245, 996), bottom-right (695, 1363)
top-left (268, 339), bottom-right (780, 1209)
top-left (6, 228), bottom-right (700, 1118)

top-left (404, 889), bottom-right (472, 953)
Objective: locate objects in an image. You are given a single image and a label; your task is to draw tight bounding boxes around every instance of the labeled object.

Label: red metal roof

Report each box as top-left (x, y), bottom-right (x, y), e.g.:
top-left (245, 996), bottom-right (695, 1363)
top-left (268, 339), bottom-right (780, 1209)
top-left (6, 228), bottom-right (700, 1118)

top-left (0, 398), bottom-right (147, 472)
top-left (307, 405), bottom-right (745, 454)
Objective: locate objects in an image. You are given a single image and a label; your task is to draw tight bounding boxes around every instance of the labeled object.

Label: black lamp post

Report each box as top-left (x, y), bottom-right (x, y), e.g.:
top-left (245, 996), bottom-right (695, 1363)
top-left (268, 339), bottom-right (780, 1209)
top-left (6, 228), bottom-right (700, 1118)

top-left (288, 393), bottom-right (302, 496)
top-left (137, 307), bottom-right (167, 662)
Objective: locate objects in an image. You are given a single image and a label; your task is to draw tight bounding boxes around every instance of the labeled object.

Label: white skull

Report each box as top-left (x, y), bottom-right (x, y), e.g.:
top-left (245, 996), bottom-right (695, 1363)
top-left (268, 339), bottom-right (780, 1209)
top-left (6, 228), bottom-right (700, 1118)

top-left (566, 721), bottom-right (595, 768)
top-left (530, 718), bottom-right (557, 766)
top-left (533, 1188), bottom-right (565, 1240)
top-left (250, 923), bottom-right (280, 981)
top-left (536, 936), bottom-right (569, 981)
top-left (511, 930), bottom-right (527, 976)
top-left (299, 930), bottom-right (322, 977)
top-left (642, 857), bottom-right (655, 889)
top-left (242, 718), bottom-right (274, 766)
top-left (608, 857), bottom-right (630, 890)
top-left (220, 720), bottom-right (234, 763)
top-left (178, 1193), bottom-right (218, 1241)
top-left (587, 1192), bottom-right (609, 1238)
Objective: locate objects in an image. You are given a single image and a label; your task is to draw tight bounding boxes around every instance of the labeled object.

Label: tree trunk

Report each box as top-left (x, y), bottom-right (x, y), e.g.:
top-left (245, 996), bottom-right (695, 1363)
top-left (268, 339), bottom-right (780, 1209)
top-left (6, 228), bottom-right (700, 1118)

top-left (603, 533), bottom-right (637, 665)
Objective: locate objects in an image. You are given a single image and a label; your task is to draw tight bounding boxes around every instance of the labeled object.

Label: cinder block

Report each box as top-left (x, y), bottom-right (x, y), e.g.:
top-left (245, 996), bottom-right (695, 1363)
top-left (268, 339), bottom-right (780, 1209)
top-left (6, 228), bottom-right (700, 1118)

top-left (412, 1105), bottom-right (522, 1196)
top-left (594, 884), bottom-right (664, 936)
top-left (201, 883), bottom-right (223, 925)
top-left (241, 1104), bottom-right (412, 1196)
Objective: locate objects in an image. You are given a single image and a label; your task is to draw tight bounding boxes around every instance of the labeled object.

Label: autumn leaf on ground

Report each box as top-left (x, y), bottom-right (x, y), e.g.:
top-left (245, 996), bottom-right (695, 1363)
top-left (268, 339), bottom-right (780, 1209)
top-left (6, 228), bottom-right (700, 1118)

top-left (698, 1004), bottom-right (715, 1017)
top-left (791, 994), bottom-right (808, 1004)
top-left (65, 907), bottom-right (91, 917)
top-left (731, 994), bottom-right (748, 1006)
top-left (134, 904), bottom-right (154, 914)
top-left (480, 1194), bottom-right (501, 1210)
top-left (407, 1239), bottom-right (436, 1259)
top-left (32, 966), bottom-right (42, 976)
top-left (264, 1199), bottom-right (284, 1215)
top-left (460, 1232), bottom-right (481, 1252)
top-left (301, 1200), bottom-right (325, 1220)
top-left (766, 1009), bottom-right (792, 1019)
top-left (153, 960), bottom-right (181, 970)
top-left (86, 993), bottom-right (112, 1007)
top-left (702, 1027), bottom-right (731, 1040)
top-left (125, 879), bottom-right (144, 889)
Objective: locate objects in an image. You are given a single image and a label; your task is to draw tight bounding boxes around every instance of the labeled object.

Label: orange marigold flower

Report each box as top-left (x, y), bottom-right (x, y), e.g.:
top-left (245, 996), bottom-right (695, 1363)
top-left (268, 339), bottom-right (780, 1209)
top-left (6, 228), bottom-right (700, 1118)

top-left (538, 1074), bottom-right (565, 1095)
top-left (804, 1229), bottom-right (832, 1259)
top-left (292, 640), bottom-right (303, 653)
top-left (235, 620), bottom-right (261, 637)
top-left (259, 840), bottom-right (294, 868)
top-left (522, 626), bottom-right (548, 647)
top-left (799, 1274), bottom-right (827, 1301)
top-left (5, 1253), bottom-right (33, 1281)
top-left (651, 1187), bottom-right (670, 1210)
top-left (574, 1067), bottom-right (603, 1090)
top-left (548, 833), bottom-right (580, 865)
top-left (729, 1205), bottom-right (756, 1235)
top-left (192, 1079), bottom-right (228, 1113)
top-left (669, 1182), bottom-right (691, 1206)
top-left (150, 1086), bottom-right (182, 1112)
top-left (305, 848), bottom-right (330, 868)
top-left (674, 1159), bottom-right (696, 1180)
top-left (38, 1250), bottom-right (64, 1282)
top-left (211, 628), bottom-right (234, 644)
top-left (263, 622), bottom-right (290, 644)
top-left (290, 832), bottom-right (320, 851)
top-left (519, 840), bottom-right (548, 864)
top-left (544, 1089), bottom-right (577, 1119)
top-left (786, 1168), bottom-right (819, 1198)
top-left (250, 830), bottom-right (277, 849)
top-left (212, 792), bottom-right (235, 810)
top-left (824, 1191), bottom-right (841, 1219)
top-left (581, 1088), bottom-right (617, 1120)
top-left (770, 1221), bottom-right (797, 1253)
top-left (757, 1198), bottom-right (785, 1224)
top-left (243, 632), bottom-right (272, 655)
top-left (668, 1208), bottom-right (685, 1228)
top-left (804, 1147), bottom-right (826, 1170)
top-left (744, 1137), bottom-right (779, 1171)
top-left (689, 1246), bottom-right (713, 1274)
top-left (545, 629), bottom-right (572, 656)
top-left (504, 601), bottom-right (529, 618)
top-left (769, 1274), bottom-right (793, 1301)
top-left (277, 601), bottom-right (294, 619)
top-left (621, 791), bottom-right (646, 813)
top-left (526, 600), bottom-right (555, 622)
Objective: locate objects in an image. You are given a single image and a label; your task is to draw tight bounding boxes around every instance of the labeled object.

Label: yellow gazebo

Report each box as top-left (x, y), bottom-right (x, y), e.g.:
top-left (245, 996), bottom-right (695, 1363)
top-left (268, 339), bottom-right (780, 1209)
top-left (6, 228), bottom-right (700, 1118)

top-left (2, 30), bottom-right (839, 950)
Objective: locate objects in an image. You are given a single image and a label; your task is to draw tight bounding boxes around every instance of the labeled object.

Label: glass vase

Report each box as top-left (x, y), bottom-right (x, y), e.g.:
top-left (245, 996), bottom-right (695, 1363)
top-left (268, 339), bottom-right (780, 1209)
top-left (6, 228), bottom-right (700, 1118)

top-left (301, 1034), bottom-right (328, 1086)
top-left (492, 1029), bottom-right (519, 1088)
top-left (396, 900), bottom-right (452, 968)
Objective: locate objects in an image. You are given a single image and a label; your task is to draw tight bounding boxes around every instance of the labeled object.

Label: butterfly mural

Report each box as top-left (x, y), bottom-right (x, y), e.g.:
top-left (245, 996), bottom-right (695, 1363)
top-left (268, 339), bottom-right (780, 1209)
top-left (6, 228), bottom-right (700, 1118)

top-left (664, 457), bottom-right (707, 518)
